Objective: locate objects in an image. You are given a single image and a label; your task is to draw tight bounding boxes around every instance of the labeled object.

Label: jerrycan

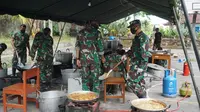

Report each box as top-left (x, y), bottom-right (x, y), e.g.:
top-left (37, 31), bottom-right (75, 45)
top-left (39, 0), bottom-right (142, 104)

top-left (163, 69), bottom-right (177, 97)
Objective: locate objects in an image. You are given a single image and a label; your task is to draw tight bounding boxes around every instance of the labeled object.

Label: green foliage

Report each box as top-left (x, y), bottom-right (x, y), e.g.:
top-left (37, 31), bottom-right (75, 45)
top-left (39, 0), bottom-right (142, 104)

top-left (53, 22), bottom-right (60, 36)
top-left (159, 27), bottom-right (179, 38)
top-left (99, 11), bottom-right (152, 38)
top-left (141, 20), bottom-right (153, 36)
top-left (99, 17), bottom-right (130, 37)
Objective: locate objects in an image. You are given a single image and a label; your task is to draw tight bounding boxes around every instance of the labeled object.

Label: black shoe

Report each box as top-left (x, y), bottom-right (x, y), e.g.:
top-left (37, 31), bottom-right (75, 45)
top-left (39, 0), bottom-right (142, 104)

top-left (136, 90), bottom-right (147, 98)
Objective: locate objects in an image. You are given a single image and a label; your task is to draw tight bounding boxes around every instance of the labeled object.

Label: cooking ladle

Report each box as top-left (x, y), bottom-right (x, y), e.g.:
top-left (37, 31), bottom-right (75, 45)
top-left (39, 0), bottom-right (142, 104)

top-left (99, 60), bottom-right (123, 80)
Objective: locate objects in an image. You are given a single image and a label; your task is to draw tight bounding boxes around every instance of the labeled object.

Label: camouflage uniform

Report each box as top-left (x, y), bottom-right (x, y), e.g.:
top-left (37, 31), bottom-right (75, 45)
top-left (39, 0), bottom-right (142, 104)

top-left (12, 31), bottom-right (29, 71)
top-left (30, 32), bottom-right (53, 83)
top-left (126, 31), bottom-right (151, 98)
top-left (103, 51), bottom-right (125, 94)
top-left (76, 27), bottom-right (104, 93)
top-left (104, 53), bottom-right (124, 73)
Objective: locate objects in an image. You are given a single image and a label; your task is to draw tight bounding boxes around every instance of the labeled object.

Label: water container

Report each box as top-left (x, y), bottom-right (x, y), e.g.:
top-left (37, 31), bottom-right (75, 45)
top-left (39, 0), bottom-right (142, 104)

top-left (163, 69), bottom-right (177, 97)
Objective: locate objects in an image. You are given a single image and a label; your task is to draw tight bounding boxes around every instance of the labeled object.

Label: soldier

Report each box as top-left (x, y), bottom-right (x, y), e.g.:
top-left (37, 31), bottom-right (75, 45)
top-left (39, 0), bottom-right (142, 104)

top-left (124, 20), bottom-right (151, 98)
top-left (76, 20), bottom-right (105, 94)
top-left (153, 28), bottom-right (162, 50)
top-left (11, 24), bottom-right (30, 76)
top-left (30, 27), bottom-right (53, 91)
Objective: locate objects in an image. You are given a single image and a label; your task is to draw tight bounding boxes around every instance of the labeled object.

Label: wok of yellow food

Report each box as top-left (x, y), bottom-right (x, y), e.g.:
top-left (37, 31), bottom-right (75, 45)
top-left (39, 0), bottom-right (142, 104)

top-left (133, 100), bottom-right (166, 110)
top-left (68, 92), bottom-right (98, 101)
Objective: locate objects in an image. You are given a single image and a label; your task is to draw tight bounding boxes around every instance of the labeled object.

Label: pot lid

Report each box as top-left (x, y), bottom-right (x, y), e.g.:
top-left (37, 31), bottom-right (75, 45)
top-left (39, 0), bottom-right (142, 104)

top-left (147, 63), bottom-right (166, 71)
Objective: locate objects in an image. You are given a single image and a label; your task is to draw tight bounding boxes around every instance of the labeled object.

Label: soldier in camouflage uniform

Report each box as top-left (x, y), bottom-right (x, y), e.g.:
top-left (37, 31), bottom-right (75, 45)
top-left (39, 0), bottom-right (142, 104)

top-left (30, 28), bottom-right (53, 91)
top-left (103, 45), bottom-right (126, 94)
top-left (11, 24), bottom-right (30, 76)
top-left (76, 20), bottom-right (105, 94)
top-left (103, 44), bottom-right (125, 73)
top-left (124, 20), bottom-right (151, 98)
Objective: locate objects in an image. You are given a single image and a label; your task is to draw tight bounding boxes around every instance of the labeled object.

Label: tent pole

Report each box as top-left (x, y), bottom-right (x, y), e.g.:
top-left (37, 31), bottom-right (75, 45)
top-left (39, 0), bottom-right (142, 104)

top-left (173, 7), bottom-right (200, 108)
top-left (180, 0), bottom-right (200, 72)
top-left (53, 22), bottom-right (66, 58)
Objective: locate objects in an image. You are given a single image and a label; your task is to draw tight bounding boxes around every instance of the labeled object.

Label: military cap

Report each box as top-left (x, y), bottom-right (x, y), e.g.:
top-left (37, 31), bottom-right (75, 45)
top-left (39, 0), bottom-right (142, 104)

top-left (127, 19), bottom-right (141, 28)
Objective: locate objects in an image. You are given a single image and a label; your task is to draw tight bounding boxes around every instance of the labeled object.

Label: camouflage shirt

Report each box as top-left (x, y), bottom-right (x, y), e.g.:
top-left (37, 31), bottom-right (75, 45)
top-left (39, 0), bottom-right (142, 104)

top-left (129, 31), bottom-right (151, 62)
top-left (12, 31), bottom-right (29, 53)
top-left (30, 32), bottom-right (53, 61)
top-left (75, 27), bottom-right (104, 59)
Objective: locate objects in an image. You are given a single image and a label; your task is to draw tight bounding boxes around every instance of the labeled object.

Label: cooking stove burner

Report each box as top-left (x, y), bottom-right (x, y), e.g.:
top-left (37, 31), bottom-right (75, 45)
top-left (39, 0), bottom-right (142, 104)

top-left (67, 101), bottom-right (100, 112)
top-left (130, 106), bottom-right (167, 112)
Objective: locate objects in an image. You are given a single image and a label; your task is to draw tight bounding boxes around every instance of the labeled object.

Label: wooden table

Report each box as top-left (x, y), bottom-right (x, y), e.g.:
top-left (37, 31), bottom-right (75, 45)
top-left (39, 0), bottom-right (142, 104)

top-left (151, 53), bottom-right (171, 69)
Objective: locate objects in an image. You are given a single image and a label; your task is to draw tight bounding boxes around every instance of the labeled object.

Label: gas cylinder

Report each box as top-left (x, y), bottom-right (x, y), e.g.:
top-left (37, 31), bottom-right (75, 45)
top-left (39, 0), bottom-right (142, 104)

top-left (179, 82), bottom-right (192, 97)
top-left (163, 69), bottom-right (177, 97)
top-left (183, 62), bottom-right (190, 76)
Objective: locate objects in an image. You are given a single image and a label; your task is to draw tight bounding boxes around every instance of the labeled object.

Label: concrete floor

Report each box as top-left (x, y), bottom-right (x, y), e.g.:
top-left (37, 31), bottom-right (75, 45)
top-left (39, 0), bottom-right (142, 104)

top-left (0, 49), bottom-right (200, 112)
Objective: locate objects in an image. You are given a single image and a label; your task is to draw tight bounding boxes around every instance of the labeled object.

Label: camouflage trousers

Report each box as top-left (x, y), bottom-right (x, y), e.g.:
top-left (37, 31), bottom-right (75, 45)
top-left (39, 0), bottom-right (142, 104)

top-left (80, 63), bottom-right (101, 94)
top-left (37, 61), bottom-right (53, 83)
top-left (12, 51), bottom-right (27, 67)
top-left (125, 59), bottom-right (148, 98)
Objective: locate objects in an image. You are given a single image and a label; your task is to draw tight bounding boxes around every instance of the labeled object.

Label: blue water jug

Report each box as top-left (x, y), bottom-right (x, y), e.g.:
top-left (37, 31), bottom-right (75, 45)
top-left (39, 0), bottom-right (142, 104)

top-left (163, 69), bottom-right (177, 97)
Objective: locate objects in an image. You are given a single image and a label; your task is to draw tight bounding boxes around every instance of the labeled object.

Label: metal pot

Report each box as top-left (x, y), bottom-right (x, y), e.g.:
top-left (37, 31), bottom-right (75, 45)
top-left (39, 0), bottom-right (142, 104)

top-left (16, 63), bottom-right (37, 72)
top-left (61, 69), bottom-right (81, 85)
top-left (37, 90), bottom-right (67, 112)
top-left (104, 40), bottom-right (110, 50)
top-left (55, 49), bottom-right (73, 65)
top-left (131, 98), bottom-right (170, 112)
top-left (111, 40), bottom-right (119, 50)
top-left (147, 63), bottom-right (166, 80)
top-left (0, 63), bottom-right (7, 78)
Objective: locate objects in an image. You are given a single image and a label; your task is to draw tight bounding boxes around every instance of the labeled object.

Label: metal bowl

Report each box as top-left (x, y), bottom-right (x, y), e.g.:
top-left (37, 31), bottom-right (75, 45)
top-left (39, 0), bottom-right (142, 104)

top-left (131, 98), bottom-right (170, 112)
top-left (67, 91), bottom-right (99, 103)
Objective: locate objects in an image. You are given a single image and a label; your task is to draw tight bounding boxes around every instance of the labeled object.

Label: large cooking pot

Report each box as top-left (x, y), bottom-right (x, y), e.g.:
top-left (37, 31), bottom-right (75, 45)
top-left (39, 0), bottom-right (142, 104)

top-left (37, 90), bottom-right (67, 112)
top-left (104, 40), bottom-right (110, 50)
top-left (131, 98), bottom-right (170, 112)
top-left (147, 63), bottom-right (166, 80)
top-left (55, 49), bottom-right (73, 65)
top-left (0, 63), bottom-right (7, 78)
top-left (61, 69), bottom-right (81, 85)
top-left (111, 40), bottom-right (119, 50)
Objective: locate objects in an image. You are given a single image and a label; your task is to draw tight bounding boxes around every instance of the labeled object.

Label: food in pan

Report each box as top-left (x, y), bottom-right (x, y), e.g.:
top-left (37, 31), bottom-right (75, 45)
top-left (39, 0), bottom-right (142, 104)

top-left (68, 92), bottom-right (97, 101)
top-left (133, 100), bottom-right (166, 110)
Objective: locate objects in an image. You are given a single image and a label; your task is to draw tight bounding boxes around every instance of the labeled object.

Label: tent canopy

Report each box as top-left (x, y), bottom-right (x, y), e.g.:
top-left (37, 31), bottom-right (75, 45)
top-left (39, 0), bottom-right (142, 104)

top-left (0, 0), bottom-right (174, 24)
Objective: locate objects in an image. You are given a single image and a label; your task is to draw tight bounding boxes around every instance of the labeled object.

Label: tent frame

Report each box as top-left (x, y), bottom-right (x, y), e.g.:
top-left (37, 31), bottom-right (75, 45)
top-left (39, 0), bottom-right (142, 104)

top-left (173, 5), bottom-right (200, 107)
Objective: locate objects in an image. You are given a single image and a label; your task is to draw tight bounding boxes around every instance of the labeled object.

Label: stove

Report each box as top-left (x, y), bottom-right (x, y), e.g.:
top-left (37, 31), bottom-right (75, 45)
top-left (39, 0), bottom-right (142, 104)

top-left (130, 106), bottom-right (167, 112)
top-left (59, 101), bottom-right (101, 112)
